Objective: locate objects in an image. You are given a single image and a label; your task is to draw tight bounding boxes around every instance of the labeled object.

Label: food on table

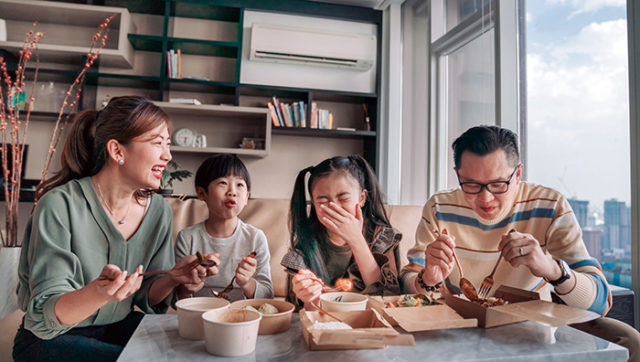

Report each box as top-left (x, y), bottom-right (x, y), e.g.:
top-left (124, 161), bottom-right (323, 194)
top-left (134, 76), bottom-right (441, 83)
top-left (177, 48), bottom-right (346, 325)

top-left (242, 303), bottom-right (280, 315)
top-left (384, 293), bottom-right (439, 308)
top-left (475, 296), bottom-right (508, 308)
top-left (312, 321), bottom-right (352, 330)
top-left (334, 278), bottom-right (353, 292)
top-left (258, 303), bottom-right (279, 315)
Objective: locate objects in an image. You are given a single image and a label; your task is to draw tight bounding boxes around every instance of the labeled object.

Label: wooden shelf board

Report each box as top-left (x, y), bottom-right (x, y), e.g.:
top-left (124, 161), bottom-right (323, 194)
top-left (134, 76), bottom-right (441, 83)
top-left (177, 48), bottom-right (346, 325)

top-left (170, 146), bottom-right (268, 157)
top-left (155, 101), bottom-right (267, 117)
top-left (0, 41), bottom-right (132, 68)
top-left (272, 127), bottom-right (376, 138)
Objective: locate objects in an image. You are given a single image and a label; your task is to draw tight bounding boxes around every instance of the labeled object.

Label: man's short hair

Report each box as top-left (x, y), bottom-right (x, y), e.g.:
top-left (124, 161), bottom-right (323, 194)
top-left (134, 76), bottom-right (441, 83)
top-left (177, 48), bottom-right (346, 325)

top-left (452, 125), bottom-right (520, 168)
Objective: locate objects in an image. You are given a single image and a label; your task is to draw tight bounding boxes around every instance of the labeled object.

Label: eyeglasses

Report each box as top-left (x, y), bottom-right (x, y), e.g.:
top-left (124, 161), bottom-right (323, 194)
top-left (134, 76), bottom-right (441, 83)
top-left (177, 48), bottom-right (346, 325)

top-left (457, 165), bottom-right (520, 195)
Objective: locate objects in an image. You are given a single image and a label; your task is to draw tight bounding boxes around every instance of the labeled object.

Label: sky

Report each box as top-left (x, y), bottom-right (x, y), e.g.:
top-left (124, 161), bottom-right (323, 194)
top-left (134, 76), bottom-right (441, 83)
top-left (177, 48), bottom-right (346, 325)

top-left (525, 0), bottom-right (629, 214)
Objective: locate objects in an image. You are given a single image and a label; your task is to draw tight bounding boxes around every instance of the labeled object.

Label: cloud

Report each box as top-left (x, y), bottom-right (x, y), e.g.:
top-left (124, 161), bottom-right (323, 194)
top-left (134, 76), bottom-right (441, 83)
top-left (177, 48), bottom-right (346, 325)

top-left (546, 0), bottom-right (626, 17)
top-left (527, 19), bottom-right (629, 205)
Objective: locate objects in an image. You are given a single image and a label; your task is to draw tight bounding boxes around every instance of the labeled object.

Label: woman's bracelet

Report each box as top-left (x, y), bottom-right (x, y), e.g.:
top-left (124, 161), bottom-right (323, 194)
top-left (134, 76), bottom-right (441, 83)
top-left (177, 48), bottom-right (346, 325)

top-left (417, 269), bottom-right (442, 292)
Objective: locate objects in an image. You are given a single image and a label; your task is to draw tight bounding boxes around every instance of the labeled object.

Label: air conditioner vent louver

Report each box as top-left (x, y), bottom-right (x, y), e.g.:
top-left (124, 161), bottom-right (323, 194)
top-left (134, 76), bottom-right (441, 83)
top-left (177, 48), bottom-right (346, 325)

top-left (250, 23), bottom-right (375, 71)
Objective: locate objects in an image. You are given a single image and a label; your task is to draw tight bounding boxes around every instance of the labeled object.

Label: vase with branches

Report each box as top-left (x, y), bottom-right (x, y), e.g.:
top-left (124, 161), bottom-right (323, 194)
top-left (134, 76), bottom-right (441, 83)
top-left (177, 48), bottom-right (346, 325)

top-left (0, 16), bottom-right (114, 248)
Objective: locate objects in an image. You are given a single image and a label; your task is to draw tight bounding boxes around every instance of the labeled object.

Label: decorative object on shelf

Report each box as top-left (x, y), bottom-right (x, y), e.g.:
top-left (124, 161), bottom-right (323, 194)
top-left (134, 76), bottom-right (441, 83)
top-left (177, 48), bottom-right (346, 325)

top-left (0, 16), bottom-right (113, 247)
top-left (363, 103), bottom-right (371, 131)
top-left (194, 134), bottom-right (207, 148)
top-left (173, 127), bottom-right (197, 147)
top-left (159, 160), bottom-right (192, 194)
top-left (239, 137), bottom-right (264, 150)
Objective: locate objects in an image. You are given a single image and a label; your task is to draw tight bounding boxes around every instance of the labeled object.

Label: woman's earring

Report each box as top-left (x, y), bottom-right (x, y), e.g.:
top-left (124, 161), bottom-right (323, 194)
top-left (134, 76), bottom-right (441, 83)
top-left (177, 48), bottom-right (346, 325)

top-left (118, 159), bottom-right (124, 166)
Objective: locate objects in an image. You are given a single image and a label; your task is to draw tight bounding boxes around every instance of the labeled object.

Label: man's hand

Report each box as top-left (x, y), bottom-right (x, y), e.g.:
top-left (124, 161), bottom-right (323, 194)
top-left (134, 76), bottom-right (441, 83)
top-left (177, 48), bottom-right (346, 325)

top-left (422, 232), bottom-right (456, 286)
top-left (498, 230), bottom-right (560, 279)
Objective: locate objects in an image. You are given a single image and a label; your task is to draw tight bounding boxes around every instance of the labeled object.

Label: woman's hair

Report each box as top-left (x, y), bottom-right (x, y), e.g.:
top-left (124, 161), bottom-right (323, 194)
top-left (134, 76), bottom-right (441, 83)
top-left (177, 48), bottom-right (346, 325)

top-left (36, 96), bottom-right (170, 199)
top-left (195, 154), bottom-right (251, 192)
top-left (289, 155), bottom-right (390, 281)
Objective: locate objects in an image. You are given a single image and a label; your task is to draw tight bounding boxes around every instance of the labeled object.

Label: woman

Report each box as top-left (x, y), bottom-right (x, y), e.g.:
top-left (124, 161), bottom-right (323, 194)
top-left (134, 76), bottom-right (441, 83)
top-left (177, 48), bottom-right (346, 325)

top-left (13, 96), bottom-right (219, 361)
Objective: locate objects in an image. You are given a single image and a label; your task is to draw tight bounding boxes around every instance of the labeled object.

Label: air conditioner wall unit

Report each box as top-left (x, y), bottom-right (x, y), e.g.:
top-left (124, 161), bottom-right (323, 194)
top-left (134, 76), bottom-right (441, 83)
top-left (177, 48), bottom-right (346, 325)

top-left (249, 23), bottom-right (375, 71)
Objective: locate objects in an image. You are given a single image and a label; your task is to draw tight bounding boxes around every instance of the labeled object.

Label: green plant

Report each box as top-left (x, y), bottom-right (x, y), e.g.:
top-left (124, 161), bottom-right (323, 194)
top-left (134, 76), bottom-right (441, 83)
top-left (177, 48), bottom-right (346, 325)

top-left (160, 160), bottom-right (192, 190)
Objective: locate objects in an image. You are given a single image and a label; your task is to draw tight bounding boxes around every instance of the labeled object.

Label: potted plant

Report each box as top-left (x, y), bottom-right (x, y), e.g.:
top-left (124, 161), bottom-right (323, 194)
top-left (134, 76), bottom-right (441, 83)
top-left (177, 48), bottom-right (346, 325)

top-left (159, 160), bottom-right (192, 195)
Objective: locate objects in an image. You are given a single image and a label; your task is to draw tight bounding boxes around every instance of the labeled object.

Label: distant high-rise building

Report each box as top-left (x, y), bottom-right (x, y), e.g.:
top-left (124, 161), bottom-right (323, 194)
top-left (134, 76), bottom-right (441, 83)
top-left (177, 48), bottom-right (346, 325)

top-left (582, 228), bottom-right (602, 261)
top-left (603, 199), bottom-right (630, 251)
top-left (568, 198), bottom-right (589, 228)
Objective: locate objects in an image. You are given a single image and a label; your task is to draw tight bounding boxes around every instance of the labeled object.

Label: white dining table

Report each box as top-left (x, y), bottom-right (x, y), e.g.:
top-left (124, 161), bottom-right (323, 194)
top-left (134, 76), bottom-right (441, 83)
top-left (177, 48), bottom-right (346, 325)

top-left (117, 313), bottom-right (628, 361)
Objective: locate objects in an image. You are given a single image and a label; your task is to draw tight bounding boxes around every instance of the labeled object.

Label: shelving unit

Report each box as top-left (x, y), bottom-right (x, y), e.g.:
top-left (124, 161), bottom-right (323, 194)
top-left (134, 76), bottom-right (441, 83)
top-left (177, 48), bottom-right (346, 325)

top-left (0, 0), bottom-right (383, 197)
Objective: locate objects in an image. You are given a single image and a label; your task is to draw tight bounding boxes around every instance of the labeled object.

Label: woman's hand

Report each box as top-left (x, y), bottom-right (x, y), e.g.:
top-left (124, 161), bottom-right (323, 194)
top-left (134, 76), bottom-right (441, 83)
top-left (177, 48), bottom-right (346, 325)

top-left (422, 233), bottom-right (456, 286)
top-left (320, 202), bottom-right (366, 247)
top-left (291, 269), bottom-right (323, 304)
top-left (93, 264), bottom-right (143, 302)
top-left (235, 254), bottom-right (257, 287)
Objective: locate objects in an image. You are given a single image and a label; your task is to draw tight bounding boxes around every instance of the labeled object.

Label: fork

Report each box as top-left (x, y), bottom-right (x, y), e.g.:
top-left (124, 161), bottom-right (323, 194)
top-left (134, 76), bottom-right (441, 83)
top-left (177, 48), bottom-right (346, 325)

top-left (477, 228), bottom-right (516, 298)
top-left (211, 251), bottom-right (257, 300)
top-left (140, 258), bottom-right (200, 277)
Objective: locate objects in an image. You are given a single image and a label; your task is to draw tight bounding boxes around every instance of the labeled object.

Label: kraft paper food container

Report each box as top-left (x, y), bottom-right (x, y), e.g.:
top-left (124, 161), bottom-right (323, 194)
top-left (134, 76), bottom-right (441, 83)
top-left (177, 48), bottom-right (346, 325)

top-left (229, 298), bottom-right (295, 335)
top-left (319, 292), bottom-right (368, 312)
top-left (368, 295), bottom-right (477, 332)
top-left (202, 308), bottom-right (262, 357)
top-left (444, 285), bottom-right (543, 328)
top-left (175, 297), bottom-right (230, 340)
top-left (300, 308), bottom-right (414, 350)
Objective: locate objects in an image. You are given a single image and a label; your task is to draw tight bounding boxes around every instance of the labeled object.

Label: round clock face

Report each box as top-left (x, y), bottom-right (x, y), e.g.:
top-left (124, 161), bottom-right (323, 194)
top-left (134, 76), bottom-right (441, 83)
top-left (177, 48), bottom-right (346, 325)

top-left (173, 128), bottom-right (196, 147)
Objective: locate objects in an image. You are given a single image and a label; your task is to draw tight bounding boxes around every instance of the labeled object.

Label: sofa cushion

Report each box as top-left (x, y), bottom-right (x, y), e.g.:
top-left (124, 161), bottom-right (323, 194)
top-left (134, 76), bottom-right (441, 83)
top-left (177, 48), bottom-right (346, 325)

top-left (166, 198), bottom-right (423, 297)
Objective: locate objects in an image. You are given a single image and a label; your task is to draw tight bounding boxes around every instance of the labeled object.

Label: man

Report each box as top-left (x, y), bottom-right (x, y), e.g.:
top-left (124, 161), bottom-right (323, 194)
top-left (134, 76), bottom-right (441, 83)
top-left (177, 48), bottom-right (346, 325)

top-left (401, 125), bottom-right (639, 361)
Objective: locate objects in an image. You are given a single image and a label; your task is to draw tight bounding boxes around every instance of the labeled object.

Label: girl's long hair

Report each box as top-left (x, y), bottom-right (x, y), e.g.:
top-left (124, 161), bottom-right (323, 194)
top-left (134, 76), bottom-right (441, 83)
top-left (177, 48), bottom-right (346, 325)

top-left (289, 155), bottom-right (390, 281)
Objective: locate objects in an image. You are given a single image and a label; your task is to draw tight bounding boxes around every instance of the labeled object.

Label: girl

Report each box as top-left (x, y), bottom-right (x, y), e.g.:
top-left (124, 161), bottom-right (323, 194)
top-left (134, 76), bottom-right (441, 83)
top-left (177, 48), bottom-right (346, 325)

top-left (175, 154), bottom-right (272, 302)
top-left (281, 155), bottom-right (402, 309)
top-left (14, 96), bottom-right (218, 362)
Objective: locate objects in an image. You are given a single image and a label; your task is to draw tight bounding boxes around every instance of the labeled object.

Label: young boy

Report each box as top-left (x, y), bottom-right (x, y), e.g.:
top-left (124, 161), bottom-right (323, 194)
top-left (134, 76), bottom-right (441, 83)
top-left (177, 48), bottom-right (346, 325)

top-left (175, 154), bottom-right (273, 301)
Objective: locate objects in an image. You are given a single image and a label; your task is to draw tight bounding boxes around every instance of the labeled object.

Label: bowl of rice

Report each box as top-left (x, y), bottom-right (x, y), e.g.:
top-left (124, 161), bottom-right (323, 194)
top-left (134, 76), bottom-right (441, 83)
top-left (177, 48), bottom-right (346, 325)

top-left (319, 292), bottom-right (368, 312)
top-left (229, 298), bottom-right (295, 335)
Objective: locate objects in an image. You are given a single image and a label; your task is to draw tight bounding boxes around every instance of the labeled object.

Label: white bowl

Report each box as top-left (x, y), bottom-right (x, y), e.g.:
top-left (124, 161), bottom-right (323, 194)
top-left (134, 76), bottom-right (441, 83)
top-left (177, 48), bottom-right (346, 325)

top-left (229, 298), bottom-right (295, 335)
top-left (175, 297), bottom-right (230, 340)
top-left (202, 308), bottom-right (262, 357)
top-left (319, 292), bottom-right (368, 312)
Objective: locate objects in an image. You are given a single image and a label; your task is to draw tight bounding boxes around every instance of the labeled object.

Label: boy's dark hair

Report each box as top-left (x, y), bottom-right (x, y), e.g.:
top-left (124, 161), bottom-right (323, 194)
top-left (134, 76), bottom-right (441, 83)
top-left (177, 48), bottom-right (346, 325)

top-left (289, 154), bottom-right (391, 281)
top-left (452, 125), bottom-right (520, 168)
top-left (195, 154), bottom-right (251, 191)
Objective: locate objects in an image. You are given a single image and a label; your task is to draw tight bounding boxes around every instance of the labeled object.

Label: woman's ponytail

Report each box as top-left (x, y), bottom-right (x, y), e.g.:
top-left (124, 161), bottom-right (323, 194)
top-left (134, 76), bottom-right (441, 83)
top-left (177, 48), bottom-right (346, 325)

top-left (35, 110), bottom-right (99, 199)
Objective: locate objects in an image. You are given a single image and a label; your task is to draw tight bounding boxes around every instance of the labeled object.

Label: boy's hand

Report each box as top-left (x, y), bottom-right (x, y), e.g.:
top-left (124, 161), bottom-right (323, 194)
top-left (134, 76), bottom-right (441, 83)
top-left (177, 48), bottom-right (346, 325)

top-left (171, 253), bottom-right (220, 285)
top-left (235, 254), bottom-right (257, 287)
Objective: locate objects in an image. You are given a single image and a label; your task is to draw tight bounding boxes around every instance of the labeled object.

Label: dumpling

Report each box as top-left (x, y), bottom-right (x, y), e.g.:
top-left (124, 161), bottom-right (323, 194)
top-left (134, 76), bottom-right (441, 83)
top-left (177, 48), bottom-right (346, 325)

top-left (258, 303), bottom-right (279, 315)
top-left (242, 305), bottom-right (260, 313)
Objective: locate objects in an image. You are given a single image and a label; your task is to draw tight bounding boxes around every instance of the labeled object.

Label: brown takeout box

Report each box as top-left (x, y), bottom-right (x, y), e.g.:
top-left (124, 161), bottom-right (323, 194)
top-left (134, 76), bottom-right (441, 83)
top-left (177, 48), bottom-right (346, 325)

top-left (368, 295), bottom-right (477, 332)
top-left (444, 285), bottom-right (601, 328)
top-left (299, 308), bottom-right (414, 350)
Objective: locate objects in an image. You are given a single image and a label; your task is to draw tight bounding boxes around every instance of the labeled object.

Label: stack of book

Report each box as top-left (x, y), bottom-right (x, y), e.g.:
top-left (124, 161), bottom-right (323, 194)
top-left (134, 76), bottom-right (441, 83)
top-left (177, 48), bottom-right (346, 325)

top-left (267, 96), bottom-right (307, 128)
top-left (166, 49), bottom-right (182, 79)
top-left (267, 97), bottom-right (333, 129)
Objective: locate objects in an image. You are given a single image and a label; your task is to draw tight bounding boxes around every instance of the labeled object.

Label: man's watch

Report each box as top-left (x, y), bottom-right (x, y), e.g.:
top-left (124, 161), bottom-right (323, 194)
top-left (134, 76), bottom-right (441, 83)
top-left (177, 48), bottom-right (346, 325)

top-left (544, 259), bottom-right (571, 286)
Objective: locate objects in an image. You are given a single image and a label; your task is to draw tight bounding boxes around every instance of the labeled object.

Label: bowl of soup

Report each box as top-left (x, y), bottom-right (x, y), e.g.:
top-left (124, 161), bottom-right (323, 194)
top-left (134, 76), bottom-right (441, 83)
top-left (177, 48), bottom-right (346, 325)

top-left (230, 298), bottom-right (295, 334)
top-left (201, 308), bottom-right (262, 356)
top-left (319, 292), bottom-right (368, 312)
top-left (175, 297), bottom-right (230, 340)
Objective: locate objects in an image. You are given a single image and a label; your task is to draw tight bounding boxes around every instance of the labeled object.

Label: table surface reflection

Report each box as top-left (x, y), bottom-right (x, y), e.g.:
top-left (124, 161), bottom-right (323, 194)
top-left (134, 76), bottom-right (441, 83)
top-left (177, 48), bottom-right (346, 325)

top-left (117, 314), bottom-right (628, 362)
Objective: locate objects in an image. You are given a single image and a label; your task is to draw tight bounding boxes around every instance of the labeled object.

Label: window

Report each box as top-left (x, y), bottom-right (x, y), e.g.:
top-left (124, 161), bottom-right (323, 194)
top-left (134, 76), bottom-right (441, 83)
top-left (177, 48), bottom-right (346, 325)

top-left (525, 1), bottom-right (630, 287)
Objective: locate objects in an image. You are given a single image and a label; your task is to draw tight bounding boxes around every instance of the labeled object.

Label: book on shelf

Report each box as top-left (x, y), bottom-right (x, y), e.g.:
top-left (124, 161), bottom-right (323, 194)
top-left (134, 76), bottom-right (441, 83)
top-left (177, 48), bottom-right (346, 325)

top-left (166, 49), bottom-right (182, 79)
top-left (267, 102), bottom-right (281, 127)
